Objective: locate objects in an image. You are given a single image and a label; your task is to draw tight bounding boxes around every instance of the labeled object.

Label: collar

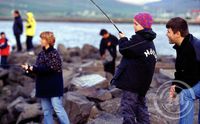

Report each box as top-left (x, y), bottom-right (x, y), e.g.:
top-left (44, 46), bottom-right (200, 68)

top-left (42, 46), bottom-right (54, 53)
top-left (173, 34), bottom-right (190, 50)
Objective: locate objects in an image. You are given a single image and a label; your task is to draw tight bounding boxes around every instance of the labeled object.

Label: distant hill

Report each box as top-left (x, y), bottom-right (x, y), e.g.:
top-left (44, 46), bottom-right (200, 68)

top-left (0, 0), bottom-right (199, 20)
top-left (0, 0), bottom-right (142, 19)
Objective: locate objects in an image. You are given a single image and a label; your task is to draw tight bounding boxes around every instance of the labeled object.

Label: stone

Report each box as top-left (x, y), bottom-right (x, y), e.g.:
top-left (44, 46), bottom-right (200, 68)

top-left (87, 113), bottom-right (123, 124)
top-left (159, 69), bottom-right (175, 79)
top-left (71, 74), bottom-right (109, 89)
top-left (64, 92), bottom-right (95, 124)
top-left (81, 44), bottom-right (99, 59)
top-left (100, 98), bottom-right (121, 114)
top-left (109, 88), bottom-right (122, 98)
top-left (77, 88), bottom-right (112, 101)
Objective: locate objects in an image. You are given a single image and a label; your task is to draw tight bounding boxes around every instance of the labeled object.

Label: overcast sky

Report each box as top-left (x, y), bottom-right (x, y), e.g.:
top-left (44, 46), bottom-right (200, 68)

top-left (117, 0), bottom-right (161, 5)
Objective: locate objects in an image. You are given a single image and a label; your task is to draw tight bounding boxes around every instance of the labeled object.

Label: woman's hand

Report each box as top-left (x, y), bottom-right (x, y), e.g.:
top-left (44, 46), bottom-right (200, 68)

top-left (21, 64), bottom-right (33, 73)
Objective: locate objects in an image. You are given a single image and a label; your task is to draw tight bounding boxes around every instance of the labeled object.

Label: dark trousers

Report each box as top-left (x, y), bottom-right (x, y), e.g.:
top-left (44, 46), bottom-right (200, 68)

top-left (1, 56), bottom-right (8, 69)
top-left (26, 36), bottom-right (33, 51)
top-left (120, 91), bottom-right (150, 124)
top-left (103, 60), bottom-right (115, 75)
top-left (14, 34), bottom-right (22, 51)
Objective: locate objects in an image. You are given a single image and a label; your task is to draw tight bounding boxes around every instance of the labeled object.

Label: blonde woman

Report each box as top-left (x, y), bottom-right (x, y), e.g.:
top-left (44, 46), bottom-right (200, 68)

top-left (22, 31), bottom-right (70, 124)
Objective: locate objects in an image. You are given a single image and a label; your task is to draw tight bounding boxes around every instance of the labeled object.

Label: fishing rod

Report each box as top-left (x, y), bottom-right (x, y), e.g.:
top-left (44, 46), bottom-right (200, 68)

top-left (89, 0), bottom-right (122, 33)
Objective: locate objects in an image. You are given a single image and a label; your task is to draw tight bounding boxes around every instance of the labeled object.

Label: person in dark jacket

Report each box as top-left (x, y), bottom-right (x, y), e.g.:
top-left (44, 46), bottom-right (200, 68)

top-left (99, 29), bottom-right (118, 81)
top-left (0, 32), bottom-right (10, 69)
top-left (13, 10), bottom-right (23, 52)
top-left (167, 17), bottom-right (200, 124)
top-left (21, 31), bottom-right (70, 124)
top-left (111, 12), bottom-right (157, 124)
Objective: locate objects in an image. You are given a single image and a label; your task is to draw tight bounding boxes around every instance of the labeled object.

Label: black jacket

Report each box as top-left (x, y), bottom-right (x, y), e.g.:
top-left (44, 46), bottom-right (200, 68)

top-left (99, 34), bottom-right (118, 60)
top-left (173, 34), bottom-right (200, 93)
top-left (32, 47), bottom-right (64, 98)
top-left (111, 29), bottom-right (157, 96)
top-left (13, 16), bottom-right (23, 35)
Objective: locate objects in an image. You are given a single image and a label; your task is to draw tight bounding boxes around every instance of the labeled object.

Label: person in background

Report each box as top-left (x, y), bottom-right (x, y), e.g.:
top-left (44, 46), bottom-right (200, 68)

top-left (21, 31), bottom-right (70, 124)
top-left (99, 29), bottom-right (118, 81)
top-left (167, 17), bottom-right (200, 124)
top-left (0, 32), bottom-right (10, 69)
top-left (13, 10), bottom-right (23, 52)
top-left (25, 12), bottom-right (36, 54)
top-left (111, 12), bottom-right (157, 124)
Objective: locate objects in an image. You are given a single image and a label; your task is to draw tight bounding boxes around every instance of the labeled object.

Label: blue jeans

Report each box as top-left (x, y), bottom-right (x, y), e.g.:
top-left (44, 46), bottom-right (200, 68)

top-left (179, 82), bottom-right (200, 124)
top-left (41, 97), bottom-right (70, 124)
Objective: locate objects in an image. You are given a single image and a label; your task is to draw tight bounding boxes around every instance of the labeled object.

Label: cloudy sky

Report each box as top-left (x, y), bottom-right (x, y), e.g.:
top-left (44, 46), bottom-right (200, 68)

top-left (117, 0), bottom-right (161, 5)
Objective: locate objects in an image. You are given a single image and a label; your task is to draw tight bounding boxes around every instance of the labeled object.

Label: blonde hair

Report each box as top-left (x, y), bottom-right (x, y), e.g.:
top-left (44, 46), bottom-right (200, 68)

top-left (40, 31), bottom-right (55, 46)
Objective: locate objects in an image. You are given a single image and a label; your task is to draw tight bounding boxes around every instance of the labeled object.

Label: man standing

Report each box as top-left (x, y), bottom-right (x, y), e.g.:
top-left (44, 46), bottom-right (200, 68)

top-left (167, 17), bottom-right (200, 124)
top-left (13, 10), bottom-right (23, 52)
top-left (111, 12), bottom-right (157, 124)
top-left (99, 29), bottom-right (118, 80)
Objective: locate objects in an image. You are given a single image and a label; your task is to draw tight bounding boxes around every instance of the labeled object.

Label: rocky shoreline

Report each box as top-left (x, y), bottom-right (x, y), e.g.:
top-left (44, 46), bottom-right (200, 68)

top-left (0, 44), bottom-right (199, 124)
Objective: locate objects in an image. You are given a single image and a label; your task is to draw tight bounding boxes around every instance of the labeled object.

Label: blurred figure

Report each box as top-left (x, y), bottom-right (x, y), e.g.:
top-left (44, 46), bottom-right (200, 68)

top-left (21, 31), bottom-right (70, 124)
top-left (111, 12), bottom-right (157, 124)
top-left (13, 10), bottom-right (23, 52)
top-left (99, 29), bottom-right (118, 81)
top-left (0, 32), bottom-right (10, 69)
top-left (25, 12), bottom-right (36, 54)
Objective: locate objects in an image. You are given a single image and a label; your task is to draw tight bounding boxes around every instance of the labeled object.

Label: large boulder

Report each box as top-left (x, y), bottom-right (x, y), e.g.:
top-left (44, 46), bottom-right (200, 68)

top-left (57, 44), bottom-right (70, 62)
top-left (77, 87), bottom-right (112, 101)
top-left (62, 69), bottom-right (75, 91)
top-left (81, 44), bottom-right (99, 59)
top-left (16, 103), bottom-right (42, 124)
top-left (64, 92), bottom-right (95, 124)
top-left (100, 98), bottom-right (121, 114)
top-left (78, 60), bottom-right (104, 76)
top-left (87, 113), bottom-right (123, 124)
top-left (71, 74), bottom-right (109, 90)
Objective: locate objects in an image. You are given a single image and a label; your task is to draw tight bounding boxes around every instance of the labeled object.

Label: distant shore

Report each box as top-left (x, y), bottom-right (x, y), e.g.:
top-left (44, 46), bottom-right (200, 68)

top-left (0, 17), bottom-right (200, 25)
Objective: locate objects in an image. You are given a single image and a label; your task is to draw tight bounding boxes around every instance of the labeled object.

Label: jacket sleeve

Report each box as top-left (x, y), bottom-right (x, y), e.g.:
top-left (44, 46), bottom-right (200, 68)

top-left (17, 19), bottom-right (23, 32)
top-left (0, 39), bottom-right (8, 49)
top-left (119, 37), bottom-right (139, 58)
top-left (33, 51), bottom-right (62, 74)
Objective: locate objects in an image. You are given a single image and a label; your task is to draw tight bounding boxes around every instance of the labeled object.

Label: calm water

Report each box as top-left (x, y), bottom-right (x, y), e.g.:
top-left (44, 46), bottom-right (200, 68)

top-left (0, 21), bottom-right (200, 56)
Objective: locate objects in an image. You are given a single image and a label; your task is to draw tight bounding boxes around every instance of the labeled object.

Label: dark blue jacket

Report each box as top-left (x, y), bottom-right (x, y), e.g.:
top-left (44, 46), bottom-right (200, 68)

top-left (32, 46), bottom-right (64, 98)
top-left (173, 34), bottom-right (200, 93)
top-left (111, 29), bottom-right (157, 96)
top-left (13, 16), bottom-right (23, 35)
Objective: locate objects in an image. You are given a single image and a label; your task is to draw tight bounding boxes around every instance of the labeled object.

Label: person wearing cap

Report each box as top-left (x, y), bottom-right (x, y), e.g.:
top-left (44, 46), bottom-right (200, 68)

top-left (21, 31), bottom-right (70, 124)
top-left (13, 10), bottom-right (23, 52)
top-left (167, 17), bottom-right (200, 124)
top-left (0, 32), bottom-right (10, 69)
top-left (99, 29), bottom-right (118, 81)
top-left (111, 12), bottom-right (157, 124)
top-left (25, 12), bottom-right (36, 54)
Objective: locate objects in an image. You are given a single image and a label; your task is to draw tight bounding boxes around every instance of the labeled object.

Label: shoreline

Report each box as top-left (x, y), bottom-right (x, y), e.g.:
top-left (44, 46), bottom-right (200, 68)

top-left (0, 17), bottom-right (200, 25)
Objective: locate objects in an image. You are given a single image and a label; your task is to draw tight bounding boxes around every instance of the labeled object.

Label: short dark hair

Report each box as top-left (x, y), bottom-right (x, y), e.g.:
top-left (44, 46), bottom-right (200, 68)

top-left (14, 10), bottom-right (20, 15)
top-left (99, 29), bottom-right (108, 36)
top-left (0, 32), bottom-right (5, 35)
top-left (166, 17), bottom-right (189, 37)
